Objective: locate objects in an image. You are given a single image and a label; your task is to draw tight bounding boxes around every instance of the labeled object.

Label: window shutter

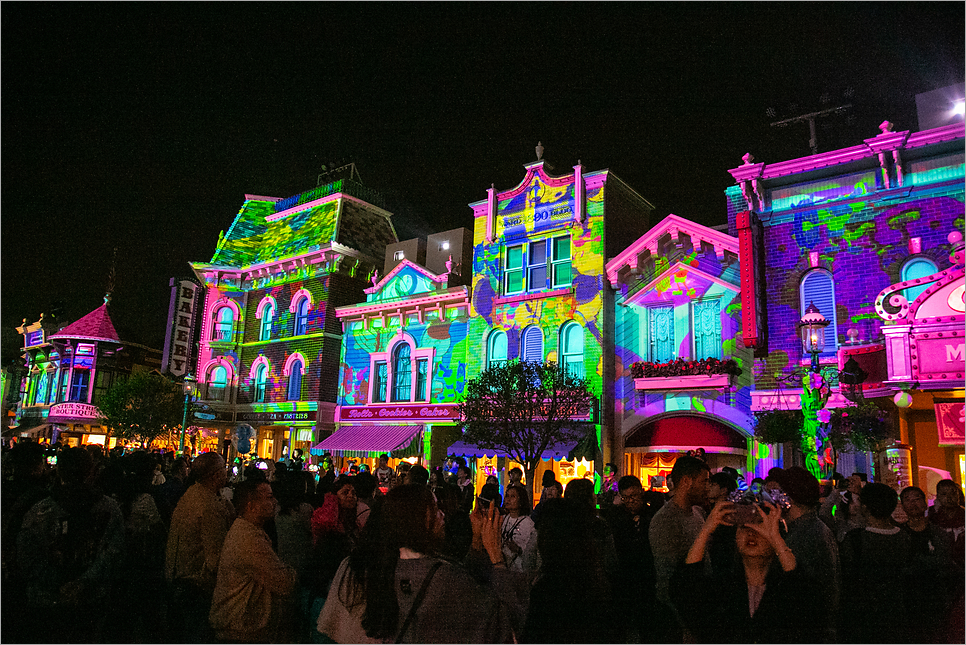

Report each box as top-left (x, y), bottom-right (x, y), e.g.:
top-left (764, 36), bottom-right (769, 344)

top-left (522, 326), bottom-right (544, 362)
top-left (801, 272), bottom-right (837, 354)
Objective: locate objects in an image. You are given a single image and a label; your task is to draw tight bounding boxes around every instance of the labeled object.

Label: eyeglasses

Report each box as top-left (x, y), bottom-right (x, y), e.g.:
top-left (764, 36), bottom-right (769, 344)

top-left (621, 492), bottom-right (644, 501)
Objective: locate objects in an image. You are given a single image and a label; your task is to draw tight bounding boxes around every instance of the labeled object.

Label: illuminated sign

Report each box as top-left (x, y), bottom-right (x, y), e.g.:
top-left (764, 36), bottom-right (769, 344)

top-left (915, 337), bottom-right (965, 379)
top-left (237, 410), bottom-right (318, 423)
top-left (162, 278), bottom-right (201, 376)
top-left (25, 330), bottom-right (44, 347)
top-left (48, 402), bottom-right (100, 420)
top-left (338, 404), bottom-right (459, 422)
top-left (935, 402), bottom-right (965, 446)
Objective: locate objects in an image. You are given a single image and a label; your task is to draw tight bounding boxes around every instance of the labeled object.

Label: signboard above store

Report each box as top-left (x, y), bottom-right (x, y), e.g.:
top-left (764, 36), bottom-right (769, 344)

top-left (338, 403), bottom-right (459, 422)
top-left (237, 410), bottom-right (317, 423)
top-left (935, 401), bottom-right (965, 446)
top-left (48, 402), bottom-right (100, 420)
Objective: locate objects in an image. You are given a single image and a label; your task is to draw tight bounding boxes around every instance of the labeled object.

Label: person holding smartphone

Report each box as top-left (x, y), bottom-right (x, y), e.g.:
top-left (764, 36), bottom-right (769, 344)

top-left (499, 484), bottom-right (535, 573)
top-left (670, 499), bottom-right (828, 643)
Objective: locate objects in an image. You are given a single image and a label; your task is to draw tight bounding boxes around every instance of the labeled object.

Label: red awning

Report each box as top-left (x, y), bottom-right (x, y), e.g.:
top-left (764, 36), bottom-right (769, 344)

top-left (310, 424), bottom-right (422, 458)
top-left (625, 416), bottom-right (747, 451)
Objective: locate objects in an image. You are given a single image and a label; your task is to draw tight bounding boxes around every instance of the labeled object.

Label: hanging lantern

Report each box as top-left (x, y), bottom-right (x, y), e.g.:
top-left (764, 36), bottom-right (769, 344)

top-left (798, 302), bottom-right (830, 355)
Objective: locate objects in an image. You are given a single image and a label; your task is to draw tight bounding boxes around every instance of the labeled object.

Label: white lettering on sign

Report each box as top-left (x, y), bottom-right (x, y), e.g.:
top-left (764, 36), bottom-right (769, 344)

top-left (946, 344), bottom-right (965, 363)
top-left (49, 402), bottom-right (100, 419)
top-left (341, 404), bottom-right (458, 421)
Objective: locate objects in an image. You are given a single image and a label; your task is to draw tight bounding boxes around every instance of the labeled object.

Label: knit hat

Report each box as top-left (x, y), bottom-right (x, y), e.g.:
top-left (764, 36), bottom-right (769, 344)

top-left (773, 466), bottom-right (820, 506)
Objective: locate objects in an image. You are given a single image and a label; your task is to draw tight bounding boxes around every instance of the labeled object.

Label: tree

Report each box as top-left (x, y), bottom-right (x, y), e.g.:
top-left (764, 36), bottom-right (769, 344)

top-left (98, 371), bottom-right (185, 448)
top-left (457, 360), bottom-right (596, 500)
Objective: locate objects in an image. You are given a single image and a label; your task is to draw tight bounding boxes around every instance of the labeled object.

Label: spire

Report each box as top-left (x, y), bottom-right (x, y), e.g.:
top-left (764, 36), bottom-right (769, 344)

top-left (535, 141), bottom-right (544, 161)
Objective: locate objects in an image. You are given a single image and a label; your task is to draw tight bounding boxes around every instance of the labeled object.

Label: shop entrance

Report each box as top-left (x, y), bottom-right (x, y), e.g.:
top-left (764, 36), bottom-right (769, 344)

top-left (622, 415), bottom-right (748, 489)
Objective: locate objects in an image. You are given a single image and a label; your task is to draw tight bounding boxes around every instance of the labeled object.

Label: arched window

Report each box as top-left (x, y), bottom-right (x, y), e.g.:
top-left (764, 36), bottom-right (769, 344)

top-left (294, 297), bottom-right (310, 336)
top-left (522, 325), bottom-right (544, 363)
top-left (213, 307), bottom-right (234, 342)
top-left (391, 343), bottom-right (412, 402)
top-left (287, 360), bottom-right (303, 401)
top-left (259, 304), bottom-right (274, 341)
top-left (208, 366), bottom-right (229, 401)
top-left (254, 364), bottom-right (268, 403)
top-left (560, 322), bottom-right (584, 379)
top-left (901, 257), bottom-right (938, 304)
top-left (488, 330), bottom-right (508, 369)
top-left (800, 270), bottom-right (838, 355)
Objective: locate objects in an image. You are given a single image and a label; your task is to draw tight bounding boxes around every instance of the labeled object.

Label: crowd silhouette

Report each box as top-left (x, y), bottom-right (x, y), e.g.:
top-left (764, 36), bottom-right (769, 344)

top-left (2, 442), bottom-right (964, 643)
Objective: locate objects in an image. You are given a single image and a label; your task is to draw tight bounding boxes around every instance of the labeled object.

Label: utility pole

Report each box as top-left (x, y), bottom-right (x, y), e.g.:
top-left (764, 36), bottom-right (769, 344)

top-left (770, 104), bottom-right (852, 155)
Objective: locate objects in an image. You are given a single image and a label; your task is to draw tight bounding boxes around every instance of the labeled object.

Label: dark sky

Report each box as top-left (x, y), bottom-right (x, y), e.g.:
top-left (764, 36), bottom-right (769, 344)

top-left (3, 3), bottom-right (963, 350)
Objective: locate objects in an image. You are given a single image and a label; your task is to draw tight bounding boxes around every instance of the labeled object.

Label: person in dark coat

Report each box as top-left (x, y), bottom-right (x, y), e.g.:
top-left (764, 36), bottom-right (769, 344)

top-left (671, 498), bottom-right (828, 643)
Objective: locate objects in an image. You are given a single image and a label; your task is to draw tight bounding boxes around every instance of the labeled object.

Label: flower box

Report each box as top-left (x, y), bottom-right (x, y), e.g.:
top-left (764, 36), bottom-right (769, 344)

top-left (634, 374), bottom-right (733, 391)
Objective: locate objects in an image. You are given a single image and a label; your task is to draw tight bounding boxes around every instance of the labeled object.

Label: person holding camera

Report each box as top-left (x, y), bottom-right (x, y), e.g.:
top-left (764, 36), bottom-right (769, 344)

top-left (670, 497), bottom-right (828, 643)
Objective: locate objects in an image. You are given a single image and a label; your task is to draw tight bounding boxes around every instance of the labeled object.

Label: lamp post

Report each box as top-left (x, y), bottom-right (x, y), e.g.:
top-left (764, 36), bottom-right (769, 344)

top-left (797, 303), bottom-right (831, 478)
top-left (179, 373), bottom-right (196, 454)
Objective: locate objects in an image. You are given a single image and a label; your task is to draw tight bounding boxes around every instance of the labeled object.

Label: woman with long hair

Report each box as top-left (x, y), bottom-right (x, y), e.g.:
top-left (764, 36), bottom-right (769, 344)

top-left (317, 484), bottom-right (516, 643)
top-left (500, 484), bottom-right (535, 573)
top-left (670, 500), bottom-right (828, 643)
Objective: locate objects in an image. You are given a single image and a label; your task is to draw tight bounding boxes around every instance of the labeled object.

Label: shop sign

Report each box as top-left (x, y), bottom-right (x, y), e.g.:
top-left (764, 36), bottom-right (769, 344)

top-left (915, 338), bottom-right (965, 378)
top-left (339, 404), bottom-right (458, 422)
top-left (237, 410), bottom-right (317, 423)
top-left (162, 279), bottom-right (201, 377)
top-left (48, 402), bottom-right (100, 420)
top-left (935, 402), bottom-right (965, 446)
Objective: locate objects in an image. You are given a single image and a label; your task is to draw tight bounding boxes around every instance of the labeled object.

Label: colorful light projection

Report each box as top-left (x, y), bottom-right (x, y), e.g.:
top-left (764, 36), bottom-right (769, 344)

top-left (468, 166), bottom-right (606, 398)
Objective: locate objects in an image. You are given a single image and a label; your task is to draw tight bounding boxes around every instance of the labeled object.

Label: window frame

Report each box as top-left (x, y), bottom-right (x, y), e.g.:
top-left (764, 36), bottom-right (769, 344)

top-left (799, 269), bottom-right (838, 356)
top-left (487, 329), bottom-right (508, 369)
top-left (647, 304), bottom-right (676, 363)
top-left (253, 364), bottom-right (268, 403)
top-left (503, 234), bottom-right (572, 296)
top-left (287, 359), bottom-right (303, 401)
top-left (521, 325), bottom-right (544, 363)
top-left (691, 298), bottom-right (723, 361)
top-left (259, 305), bottom-right (274, 341)
top-left (368, 332), bottom-right (436, 404)
top-left (213, 306), bottom-right (234, 342)
top-left (294, 297), bottom-right (310, 336)
top-left (559, 322), bottom-right (584, 379)
top-left (901, 256), bottom-right (938, 304)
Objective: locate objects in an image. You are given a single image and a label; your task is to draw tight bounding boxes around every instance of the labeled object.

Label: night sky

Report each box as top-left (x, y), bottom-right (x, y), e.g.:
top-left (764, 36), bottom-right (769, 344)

top-left (3, 3), bottom-right (963, 350)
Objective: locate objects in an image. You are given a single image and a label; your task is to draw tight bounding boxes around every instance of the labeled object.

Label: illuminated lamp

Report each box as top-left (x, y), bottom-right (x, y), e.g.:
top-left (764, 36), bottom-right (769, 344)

top-left (179, 373), bottom-right (196, 454)
top-left (798, 302), bottom-right (830, 372)
top-left (893, 391), bottom-right (913, 409)
top-left (953, 99), bottom-right (965, 117)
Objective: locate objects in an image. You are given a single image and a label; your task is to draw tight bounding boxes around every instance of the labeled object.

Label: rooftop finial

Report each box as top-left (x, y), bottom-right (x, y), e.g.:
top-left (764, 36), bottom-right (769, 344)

top-left (445, 255), bottom-right (454, 274)
top-left (742, 152), bottom-right (755, 165)
top-left (104, 293), bottom-right (112, 305)
top-left (535, 141), bottom-right (544, 161)
top-left (879, 120), bottom-right (894, 134)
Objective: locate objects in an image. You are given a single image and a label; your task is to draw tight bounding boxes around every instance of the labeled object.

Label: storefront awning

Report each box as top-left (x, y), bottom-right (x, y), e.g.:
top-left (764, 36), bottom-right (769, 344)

top-left (447, 438), bottom-right (589, 462)
top-left (310, 424), bottom-right (422, 458)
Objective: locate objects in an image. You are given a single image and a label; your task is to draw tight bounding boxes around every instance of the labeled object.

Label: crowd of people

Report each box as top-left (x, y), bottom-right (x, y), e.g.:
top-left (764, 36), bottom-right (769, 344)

top-left (2, 441), bottom-right (964, 644)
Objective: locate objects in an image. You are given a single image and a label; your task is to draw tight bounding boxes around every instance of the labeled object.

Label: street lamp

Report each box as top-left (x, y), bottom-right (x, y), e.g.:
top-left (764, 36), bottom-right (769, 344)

top-left (797, 303), bottom-right (832, 479)
top-left (798, 302), bottom-right (830, 372)
top-left (179, 373), bottom-right (196, 454)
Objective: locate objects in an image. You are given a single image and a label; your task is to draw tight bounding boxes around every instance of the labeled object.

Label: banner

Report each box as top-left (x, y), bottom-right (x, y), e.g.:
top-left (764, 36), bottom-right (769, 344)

top-left (935, 401), bottom-right (965, 446)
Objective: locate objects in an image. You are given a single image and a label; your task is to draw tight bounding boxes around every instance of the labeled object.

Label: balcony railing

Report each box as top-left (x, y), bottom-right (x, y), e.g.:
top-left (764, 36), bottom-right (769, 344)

top-left (273, 178), bottom-right (387, 212)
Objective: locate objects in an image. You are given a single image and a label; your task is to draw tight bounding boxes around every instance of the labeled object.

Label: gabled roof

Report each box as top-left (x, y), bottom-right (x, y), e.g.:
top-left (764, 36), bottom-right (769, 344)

top-left (49, 302), bottom-right (120, 344)
top-left (365, 258), bottom-right (448, 296)
top-left (606, 214), bottom-right (739, 287)
top-left (624, 261), bottom-right (740, 308)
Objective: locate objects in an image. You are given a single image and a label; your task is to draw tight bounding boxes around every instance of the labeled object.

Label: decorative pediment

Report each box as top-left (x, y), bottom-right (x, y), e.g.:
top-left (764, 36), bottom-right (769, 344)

top-left (606, 214), bottom-right (739, 287)
top-left (876, 231), bottom-right (965, 325)
top-left (625, 262), bottom-right (739, 308)
top-left (365, 259), bottom-right (448, 302)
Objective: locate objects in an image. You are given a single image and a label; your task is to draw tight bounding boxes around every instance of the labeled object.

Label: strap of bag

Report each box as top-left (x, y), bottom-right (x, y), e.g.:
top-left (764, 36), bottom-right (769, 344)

top-left (395, 561), bottom-right (443, 643)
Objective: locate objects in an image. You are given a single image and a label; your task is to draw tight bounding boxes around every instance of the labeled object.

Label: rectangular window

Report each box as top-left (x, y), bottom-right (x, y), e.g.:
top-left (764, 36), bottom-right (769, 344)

top-left (394, 250), bottom-right (405, 261)
top-left (648, 305), bottom-right (675, 363)
top-left (693, 299), bottom-right (722, 360)
top-left (551, 236), bottom-right (571, 288)
top-left (528, 240), bottom-right (548, 291)
top-left (505, 245), bottom-right (525, 294)
top-left (415, 359), bottom-right (429, 401)
top-left (373, 361), bottom-right (387, 403)
top-left (69, 370), bottom-right (90, 402)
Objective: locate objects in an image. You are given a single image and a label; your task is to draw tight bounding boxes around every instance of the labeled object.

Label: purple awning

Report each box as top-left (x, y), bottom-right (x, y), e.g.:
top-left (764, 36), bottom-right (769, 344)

top-left (310, 424), bottom-right (422, 458)
top-left (446, 440), bottom-right (579, 461)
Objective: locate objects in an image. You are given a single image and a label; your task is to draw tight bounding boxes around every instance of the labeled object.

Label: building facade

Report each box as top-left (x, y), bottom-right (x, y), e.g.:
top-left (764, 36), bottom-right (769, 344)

top-left (13, 298), bottom-right (162, 447)
top-left (728, 120), bottom-right (965, 491)
top-left (189, 179), bottom-right (398, 460)
top-left (463, 154), bottom-right (655, 486)
top-left (318, 229), bottom-right (473, 469)
top-left (607, 214), bottom-right (762, 487)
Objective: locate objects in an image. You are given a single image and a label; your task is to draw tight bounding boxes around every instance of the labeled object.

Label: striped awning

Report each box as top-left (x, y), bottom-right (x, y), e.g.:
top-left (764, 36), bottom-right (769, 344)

top-left (310, 424), bottom-right (422, 458)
